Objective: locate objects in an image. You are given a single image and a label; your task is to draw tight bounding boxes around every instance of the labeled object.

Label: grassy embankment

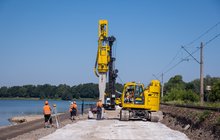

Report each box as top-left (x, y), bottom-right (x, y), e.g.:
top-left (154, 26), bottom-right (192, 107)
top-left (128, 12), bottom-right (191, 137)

top-left (162, 100), bottom-right (220, 108)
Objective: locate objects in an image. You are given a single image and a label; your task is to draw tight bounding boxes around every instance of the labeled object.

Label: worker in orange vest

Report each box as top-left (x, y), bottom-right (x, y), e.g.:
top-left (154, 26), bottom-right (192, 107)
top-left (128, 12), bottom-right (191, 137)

top-left (43, 100), bottom-right (52, 128)
top-left (69, 101), bottom-right (78, 121)
top-left (96, 99), bottom-right (103, 120)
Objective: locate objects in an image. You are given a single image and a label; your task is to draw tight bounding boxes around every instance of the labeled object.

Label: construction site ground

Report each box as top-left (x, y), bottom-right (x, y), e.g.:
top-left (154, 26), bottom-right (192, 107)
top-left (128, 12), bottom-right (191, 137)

top-left (7, 105), bottom-right (220, 140)
top-left (5, 107), bottom-right (189, 140)
top-left (1, 106), bottom-right (189, 140)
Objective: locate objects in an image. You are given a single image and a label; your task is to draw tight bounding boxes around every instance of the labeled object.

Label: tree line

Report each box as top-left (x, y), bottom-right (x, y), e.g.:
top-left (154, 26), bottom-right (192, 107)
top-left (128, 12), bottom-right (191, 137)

top-left (1, 75), bottom-right (219, 102)
top-left (0, 83), bottom-right (123, 100)
top-left (163, 75), bottom-right (220, 102)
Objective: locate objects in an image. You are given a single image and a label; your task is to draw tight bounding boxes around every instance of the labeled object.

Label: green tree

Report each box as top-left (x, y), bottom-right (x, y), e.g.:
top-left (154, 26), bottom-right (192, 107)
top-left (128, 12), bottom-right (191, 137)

top-left (24, 85), bottom-right (37, 98)
top-left (0, 86), bottom-right (8, 97)
top-left (209, 80), bottom-right (220, 102)
top-left (163, 75), bottom-right (199, 102)
top-left (8, 86), bottom-right (20, 97)
top-left (18, 86), bottom-right (28, 97)
top-left (56, 84), bottom-right (71, 100)
top-left (163, 88), bottom-right (199, 102)
top-left (164, 75), bottom-right (186, 94)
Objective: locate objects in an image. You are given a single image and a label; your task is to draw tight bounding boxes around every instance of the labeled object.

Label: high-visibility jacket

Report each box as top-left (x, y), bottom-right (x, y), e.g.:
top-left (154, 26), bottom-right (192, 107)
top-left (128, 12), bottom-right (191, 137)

top-left (69, 104), bottom-right (77, 112)
top-left (96, 101), bottom-right (103, 107)
top-left (43, 105), bottom-right (51, 115)
top-left (72, 104), bottom-right (77, 109)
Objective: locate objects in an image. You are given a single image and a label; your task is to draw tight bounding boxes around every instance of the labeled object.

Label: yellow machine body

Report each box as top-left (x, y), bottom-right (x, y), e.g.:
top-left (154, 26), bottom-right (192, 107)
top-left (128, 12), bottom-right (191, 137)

top-left (121, 80), bottom-right (160, 111)
top-left (144, 80), bottom-right (160, 111)
top-left (94, 20), bottom-right (110, 76)
top-left (120, 80), bottom-right (161, 121)
top-left (115, 98), bottom-right (121, 105)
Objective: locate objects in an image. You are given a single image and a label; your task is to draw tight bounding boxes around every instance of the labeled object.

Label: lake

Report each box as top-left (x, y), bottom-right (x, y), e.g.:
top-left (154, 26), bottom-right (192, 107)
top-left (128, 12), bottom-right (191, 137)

top-left (0, 99), bottom-right (95, 126)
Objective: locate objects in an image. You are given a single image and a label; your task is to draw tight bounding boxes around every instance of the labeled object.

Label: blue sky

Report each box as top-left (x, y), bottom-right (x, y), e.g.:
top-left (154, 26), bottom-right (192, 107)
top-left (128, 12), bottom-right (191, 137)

top-left (0, 0), bottom-right (219, 86)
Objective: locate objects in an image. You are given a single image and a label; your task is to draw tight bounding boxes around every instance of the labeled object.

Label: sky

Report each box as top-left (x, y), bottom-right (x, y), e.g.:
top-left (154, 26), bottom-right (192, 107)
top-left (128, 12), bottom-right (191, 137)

top-left (0, 0), bottom-right (220, 87)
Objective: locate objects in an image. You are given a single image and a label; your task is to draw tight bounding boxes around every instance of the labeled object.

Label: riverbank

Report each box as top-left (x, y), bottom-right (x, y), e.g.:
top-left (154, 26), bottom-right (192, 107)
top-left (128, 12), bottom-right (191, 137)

top-left (9, 115), bottom-right (43, 125)
top-left (0, 112), bottom-right (86, 140)
top-left (10, 114), bottom-right (88, 140)
top-left (0, 99), bottom-right (95, 127)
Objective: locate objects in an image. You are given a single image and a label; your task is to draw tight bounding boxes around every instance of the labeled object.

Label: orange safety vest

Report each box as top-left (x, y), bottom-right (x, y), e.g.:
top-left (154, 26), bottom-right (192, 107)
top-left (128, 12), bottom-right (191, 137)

top-left (43, 105), bottom-right (51, 115)
top-left (96, 101), bottom-right (103, 107)
top-left (69, 104), bottom-right (77, 112)
top-left (72, 104), bottom-right (77, 109)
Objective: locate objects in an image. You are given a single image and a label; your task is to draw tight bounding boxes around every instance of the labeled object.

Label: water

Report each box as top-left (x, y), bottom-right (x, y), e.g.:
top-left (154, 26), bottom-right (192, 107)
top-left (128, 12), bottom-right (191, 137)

top-left (0, 99), bottom-right (95, 127)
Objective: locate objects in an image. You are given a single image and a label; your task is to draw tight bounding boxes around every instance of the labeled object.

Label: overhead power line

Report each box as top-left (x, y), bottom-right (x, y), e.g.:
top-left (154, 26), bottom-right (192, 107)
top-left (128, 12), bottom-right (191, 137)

top-left (204, 33), bottom-right (220, 46)
top-left (163, 59), bottom-right (186, 75)
top-left (154, 22), bottom-right (220, 99)
top-left (162, 32), bottom-right (220, 76)
top-left (155, 21), bottom-right (220, 78)
top-left (184, 21), bottom-right (220, 47)
top-left (156, 47), bottom-right (182, 76)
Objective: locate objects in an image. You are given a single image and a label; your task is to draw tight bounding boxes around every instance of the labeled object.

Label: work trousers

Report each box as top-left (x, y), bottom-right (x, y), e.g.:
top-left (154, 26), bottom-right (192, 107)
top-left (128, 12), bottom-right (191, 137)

top-left (44, 114), bottom-right (52, 124)
top-left (97, 107), bottom-right (102, 120)
top-left (71, 109), bottom-right (77, 116)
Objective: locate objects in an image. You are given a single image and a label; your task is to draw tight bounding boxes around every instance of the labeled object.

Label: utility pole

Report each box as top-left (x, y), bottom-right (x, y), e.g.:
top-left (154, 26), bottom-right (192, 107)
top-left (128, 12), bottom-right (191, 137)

top-left (182, 43), bottom-right (204, 105)
top-left (200, 42), bottom-right (204, 105)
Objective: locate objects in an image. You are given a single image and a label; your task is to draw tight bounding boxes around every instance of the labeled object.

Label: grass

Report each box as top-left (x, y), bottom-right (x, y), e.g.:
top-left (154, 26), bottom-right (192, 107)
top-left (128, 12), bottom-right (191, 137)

top-left (203, 102), bottom-right (220, 108)
top-left (162, 100), bottom-right (220, 108)
top-left (198, 111), bottom-right (211, 122)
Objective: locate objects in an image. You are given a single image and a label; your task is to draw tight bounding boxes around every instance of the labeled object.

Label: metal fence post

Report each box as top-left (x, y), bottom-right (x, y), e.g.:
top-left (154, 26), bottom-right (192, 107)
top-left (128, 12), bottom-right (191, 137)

top-left (81, 100), bottom-right (84, 115)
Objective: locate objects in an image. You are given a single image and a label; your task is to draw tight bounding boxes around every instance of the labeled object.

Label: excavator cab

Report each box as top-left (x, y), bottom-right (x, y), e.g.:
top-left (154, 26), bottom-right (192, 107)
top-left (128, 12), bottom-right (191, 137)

top-left (134, 84), bottom-right (144, 104)
top-left (123, 84), bottom-right (144, 105)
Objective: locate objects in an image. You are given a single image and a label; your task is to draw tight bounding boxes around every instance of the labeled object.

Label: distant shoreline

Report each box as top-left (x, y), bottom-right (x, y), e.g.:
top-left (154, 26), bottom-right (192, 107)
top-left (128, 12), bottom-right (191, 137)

top-left (0, 97), bottom-right (41, 100)
top-left (0, 97), bottom-right (97, 101)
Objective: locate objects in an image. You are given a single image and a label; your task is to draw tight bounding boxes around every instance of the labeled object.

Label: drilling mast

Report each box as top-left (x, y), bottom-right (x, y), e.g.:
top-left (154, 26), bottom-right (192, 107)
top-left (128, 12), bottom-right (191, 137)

top-left (94, 20), bottom-right (117, 109)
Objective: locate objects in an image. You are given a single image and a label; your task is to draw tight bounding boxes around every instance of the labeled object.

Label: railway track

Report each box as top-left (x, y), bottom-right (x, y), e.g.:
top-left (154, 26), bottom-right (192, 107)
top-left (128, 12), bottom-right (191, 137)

top-left (161, 103), bottom-right (220, 112)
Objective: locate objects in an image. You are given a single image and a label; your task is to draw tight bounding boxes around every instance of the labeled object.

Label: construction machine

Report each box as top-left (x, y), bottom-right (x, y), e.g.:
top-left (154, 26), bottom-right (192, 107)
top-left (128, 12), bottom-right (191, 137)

top-left (93, 20), bottom-right (163, 121)
top-left (94, 20), bottom-right (118, 110)
top-left (119, 80), bottom-right (163, 122)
